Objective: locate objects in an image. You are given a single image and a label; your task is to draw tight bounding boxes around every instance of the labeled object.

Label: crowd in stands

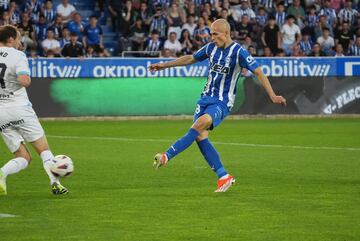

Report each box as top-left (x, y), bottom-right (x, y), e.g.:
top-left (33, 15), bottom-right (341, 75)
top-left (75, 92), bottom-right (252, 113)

top-left (0, 0), bottom-right (110, 57)
top-left (0, 0), bottom-right (359, 57)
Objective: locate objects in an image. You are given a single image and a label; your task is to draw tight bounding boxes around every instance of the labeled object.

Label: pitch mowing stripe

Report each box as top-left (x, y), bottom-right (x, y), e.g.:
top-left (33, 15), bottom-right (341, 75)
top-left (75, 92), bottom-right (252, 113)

top-left (0, 213), bottom-right (18, 218)
top-left (47, 135), bottom-right (360, 152)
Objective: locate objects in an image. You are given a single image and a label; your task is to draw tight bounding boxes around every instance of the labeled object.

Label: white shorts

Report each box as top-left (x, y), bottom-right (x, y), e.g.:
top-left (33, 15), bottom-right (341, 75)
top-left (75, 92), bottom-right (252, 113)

top-left (0, 105), bottom-right (44, 153)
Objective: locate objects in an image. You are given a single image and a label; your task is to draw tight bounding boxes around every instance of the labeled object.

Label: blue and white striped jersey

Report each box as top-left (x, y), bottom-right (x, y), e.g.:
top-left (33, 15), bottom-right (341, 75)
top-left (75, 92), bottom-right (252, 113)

top-left (193, 42), bottom-right (259, 109)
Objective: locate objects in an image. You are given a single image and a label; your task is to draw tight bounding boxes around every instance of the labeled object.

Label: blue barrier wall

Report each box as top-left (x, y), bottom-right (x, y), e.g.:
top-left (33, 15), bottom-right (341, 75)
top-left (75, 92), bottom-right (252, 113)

top-left (28, 57), bottom-right (360, 78)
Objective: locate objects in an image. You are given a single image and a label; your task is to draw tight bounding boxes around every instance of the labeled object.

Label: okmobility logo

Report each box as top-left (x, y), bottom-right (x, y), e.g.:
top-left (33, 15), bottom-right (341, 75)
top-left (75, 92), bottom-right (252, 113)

top-left (260, 59), bottom-right (331, 77)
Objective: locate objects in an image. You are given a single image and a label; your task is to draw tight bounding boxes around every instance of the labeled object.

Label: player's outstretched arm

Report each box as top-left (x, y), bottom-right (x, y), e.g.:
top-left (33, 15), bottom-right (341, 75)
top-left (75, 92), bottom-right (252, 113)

top-left (253, 67), bottom-right (287, 106)
top-left (149, 55), bottom-right (196, 72)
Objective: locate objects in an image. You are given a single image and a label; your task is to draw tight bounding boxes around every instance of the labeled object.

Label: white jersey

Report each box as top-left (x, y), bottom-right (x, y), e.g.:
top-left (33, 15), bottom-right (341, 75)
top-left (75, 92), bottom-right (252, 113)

top-left (0, 47), bottom-right (31, 107)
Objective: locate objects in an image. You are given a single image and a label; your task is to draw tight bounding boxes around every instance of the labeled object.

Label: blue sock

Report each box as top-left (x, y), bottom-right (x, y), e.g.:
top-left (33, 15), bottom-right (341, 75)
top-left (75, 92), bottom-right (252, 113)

top-left (166, 128), bottom-right (200, 160)
top-left (197, 138), bottom-right (227, 178)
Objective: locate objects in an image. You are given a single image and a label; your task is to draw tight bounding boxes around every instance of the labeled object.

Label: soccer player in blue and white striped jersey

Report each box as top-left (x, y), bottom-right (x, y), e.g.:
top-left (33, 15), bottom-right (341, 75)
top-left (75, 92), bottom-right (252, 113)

top-left (150, 19), bottom-right (286, 193)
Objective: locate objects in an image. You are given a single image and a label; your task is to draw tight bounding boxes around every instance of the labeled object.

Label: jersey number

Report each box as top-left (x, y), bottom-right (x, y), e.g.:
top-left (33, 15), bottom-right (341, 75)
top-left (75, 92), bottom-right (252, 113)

top-left (0, 63), bottom-right (6, 89)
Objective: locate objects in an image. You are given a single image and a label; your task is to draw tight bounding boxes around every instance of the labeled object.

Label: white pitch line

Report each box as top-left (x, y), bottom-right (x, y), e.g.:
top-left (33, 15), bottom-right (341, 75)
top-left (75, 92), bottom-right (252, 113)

top-left (0, 213), bottom-right (18, 218)
top-left (46, 135), bottom-right (360, 152)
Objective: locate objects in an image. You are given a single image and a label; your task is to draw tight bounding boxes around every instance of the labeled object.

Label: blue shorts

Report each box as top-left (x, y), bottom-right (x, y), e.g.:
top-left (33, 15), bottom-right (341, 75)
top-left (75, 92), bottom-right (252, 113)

top-left (193, 96), bottom-right (230, 130)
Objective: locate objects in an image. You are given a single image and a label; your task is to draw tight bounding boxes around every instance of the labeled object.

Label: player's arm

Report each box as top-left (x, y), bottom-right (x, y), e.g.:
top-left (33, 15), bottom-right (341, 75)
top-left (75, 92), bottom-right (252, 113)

top-left (16, 53), bottom-right (31, 87)
top-left (18, 74), bottom-right (31, 87)
top-left (253, 67), bottom-right (286, 106)
top-left (149, 43), bottom-right (210, 72)
top-left (149, 55), bottom-right (196, 72)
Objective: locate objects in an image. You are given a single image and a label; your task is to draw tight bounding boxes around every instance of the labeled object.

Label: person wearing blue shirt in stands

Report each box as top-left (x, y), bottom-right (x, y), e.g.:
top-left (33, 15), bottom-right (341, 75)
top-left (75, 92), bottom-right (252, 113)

top-left (67, 12), bottom-right (86, 41)
top-left (149, 19), bottom-right (286, 193)
top-left (83, 15), bottom-right (103, 53)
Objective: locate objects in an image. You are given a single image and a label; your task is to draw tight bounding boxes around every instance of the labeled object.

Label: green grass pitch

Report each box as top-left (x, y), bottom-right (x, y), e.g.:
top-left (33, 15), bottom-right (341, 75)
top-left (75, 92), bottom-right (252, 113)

top-left (0, 118), bottom-right (359, 241)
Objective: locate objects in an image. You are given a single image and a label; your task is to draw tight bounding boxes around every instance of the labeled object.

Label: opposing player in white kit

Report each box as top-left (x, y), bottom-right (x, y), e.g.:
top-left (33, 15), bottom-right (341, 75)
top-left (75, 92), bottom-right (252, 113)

top-left (0, 25), bottom-right (68, 195)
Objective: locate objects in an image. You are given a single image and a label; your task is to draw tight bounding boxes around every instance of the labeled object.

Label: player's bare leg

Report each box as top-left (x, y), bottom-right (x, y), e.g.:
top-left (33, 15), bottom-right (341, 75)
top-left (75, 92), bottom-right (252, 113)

top-left (0, 144), bottom-right (31, 195)
top-left (31, 136), bottom-right (68, 195)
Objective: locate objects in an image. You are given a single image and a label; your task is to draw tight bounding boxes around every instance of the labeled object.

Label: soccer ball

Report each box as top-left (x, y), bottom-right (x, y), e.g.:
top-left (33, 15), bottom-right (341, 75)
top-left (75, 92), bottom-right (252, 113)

top-left (50, 155), bottom-right (74, 177)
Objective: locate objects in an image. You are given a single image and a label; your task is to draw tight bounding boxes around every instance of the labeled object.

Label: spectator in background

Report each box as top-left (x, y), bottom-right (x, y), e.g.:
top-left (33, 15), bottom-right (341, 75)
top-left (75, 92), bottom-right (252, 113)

top-left (256, 7), bottom-right (268, 29)
top-left (83, 15), bottom-right (103, 54)
top-left (287, 0), bottom-right (305, 27)
top-left (85, 45), bottom-right (95, 58)
top-left (233, 0), bottom-right (255, 23)
top-left (9, 1), bottom-right (20, 25)
top-left (329, 0), bottom-right (345, 13)
top-left (334, 43), bottom-right (345, 56)
top-left (338, 0), bottom-right (358, 25)
top-left (201, 11), bottom-right (212, 27)
top-left (236, 14), bottom-right (253, 43)
top-left (164, 31), bottom-right (182, 57)
top-left (29, 47), bottom-right (38, 58)
top-left (348, 35), bottom-right (360, 55)
top-left (248, 45), bottom-right (257, 56)
top-left (259, 0), bottom-right (275, 13)
top-left (149, 5), bottom-right (168, 40)
top-left (67, 12), bottom-right (85, 41)
top-left (42, 28), bottom-right (61, 56)
top-left (203, 2), bottom-right (217, 22)
top-left (314, 15), bottom-right (333, 39)
top-left (309, 43), bottom-right (326, 56)
top-left (17, 12), bottom-right (36, 48)
top-left (129, 17), bottom-right (147, 51)
top-left (139, 1), bottom-right (151, 30)
top-left (219, 8), bottom-right (236, 31)
top-left (317, 27), bottom-right (335, 55)
top-left (281, 15), bottom-right (301, 56)
top-left (214, 0), bottom-right (233, 18)
top-left (35, 14), bottom-right (48, 41)
top-left (25, 0), bottom-right (42, 23)
top-left (261, 15), bottom-right (281, 55)
top-left (46, 49), bottom-right (55, 58)
top-left (243, 36), bottom-right (255, 50)
top-left (120, 0), bottom-right (137, 37)
top-left (152, 0), bottom-right (170, 10)
top-left (291, 44), bottom-right (305, 56)
top-left (299, 32), bottom-right (313, 55)
top-left (183, 1), bottom-right (196, 18)
top-left (305, 5), bottom-right (318, 31)
top-left (319, 0), bottom-right (337, 28)
top-left (59, 26), bottom-right (70, 48)
top-left (56, 0), bottom-right (76, 24)
top-left (179, 29), bottom-right (194, 55)
top-left (167, 3), bottom-right (185, 38)
top-left (263, 46), bottom-right (274, 57)
top-left (275, 2), bottom-right (287, 27)
top-left (193, 16), bottom-right (211, 47)
top-left (0, 10), bottom-right (11, 25)
top-left (0, 0), bottom-right (9, 14)
top-left (61, 32), bottom-right (84, 57)
top-left (276, 48), bottom-right (286, 57)
top-left (182, 14), bottom-right (196, 37)
top-left (145, 29), bottom-right (163, 56)
top-left (42, 0), bottom-right (56, 25)
top-left (108, 0), bottom-right (122, 32)
top-left (51, 15), bottom-right (64, 38)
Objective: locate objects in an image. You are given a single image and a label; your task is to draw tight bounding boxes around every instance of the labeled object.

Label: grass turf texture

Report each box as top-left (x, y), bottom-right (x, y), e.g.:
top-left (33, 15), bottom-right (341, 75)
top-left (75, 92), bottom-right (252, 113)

top-left (0, 118), bottom-right (359, 241)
